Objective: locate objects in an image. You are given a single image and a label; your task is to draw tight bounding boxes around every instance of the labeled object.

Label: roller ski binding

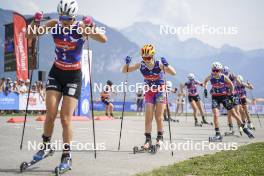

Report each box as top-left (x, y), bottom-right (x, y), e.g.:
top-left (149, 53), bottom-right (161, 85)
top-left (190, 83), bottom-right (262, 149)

top-left (247, 123), bottom-right (255, 131)
top-left (209, 135), bottom-right (223, 142)
top-left (55, 154), bottom-right (72, 176)
top-left (20, 146), bottom-right (55, 172)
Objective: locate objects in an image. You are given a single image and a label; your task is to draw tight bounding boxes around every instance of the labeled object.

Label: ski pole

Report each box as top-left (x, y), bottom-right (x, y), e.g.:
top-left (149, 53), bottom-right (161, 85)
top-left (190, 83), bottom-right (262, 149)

top-left (249, 90), bottom-right (262, 127)
top-left (163, 65), bottom-right (173, 156)
top-left (87, 39), bottom-right (97, 158)
top-left (20, 34), bottom-right (39, 150)
top-left (118, 61), bottom-right (129, 150)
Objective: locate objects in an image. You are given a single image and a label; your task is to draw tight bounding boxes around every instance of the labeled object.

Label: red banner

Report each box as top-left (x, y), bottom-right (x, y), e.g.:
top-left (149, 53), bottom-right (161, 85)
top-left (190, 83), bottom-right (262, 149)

top-left (13, 12), bottom-right (28, 81)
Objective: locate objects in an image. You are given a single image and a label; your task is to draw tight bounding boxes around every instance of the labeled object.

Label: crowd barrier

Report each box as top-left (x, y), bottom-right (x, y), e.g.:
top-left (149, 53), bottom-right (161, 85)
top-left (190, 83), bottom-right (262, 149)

top-left (0, 92), bottom-right (264, 115)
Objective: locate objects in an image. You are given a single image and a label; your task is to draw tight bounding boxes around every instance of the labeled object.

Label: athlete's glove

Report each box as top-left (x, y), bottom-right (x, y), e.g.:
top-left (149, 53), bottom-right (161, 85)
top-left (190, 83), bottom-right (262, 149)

top-left (204, 89), bottom-right (208, 98)
top-left (125, 56), bottom-right (132, 65)
top-left (83, 16), bottom-right (95, 27)
top-left (161, 57), bottom-right (169, 67)
top-left (34, 11), bottom-right (43, 22)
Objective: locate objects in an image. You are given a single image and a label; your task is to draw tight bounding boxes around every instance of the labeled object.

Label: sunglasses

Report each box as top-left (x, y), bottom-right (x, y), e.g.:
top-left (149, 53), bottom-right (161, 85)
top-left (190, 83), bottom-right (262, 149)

top-left (212, 69), bottom-right (220, 73)
top-left (59, 15), bottom-right (74, 21)
top-left (142, 56), bottom-right (152, 61)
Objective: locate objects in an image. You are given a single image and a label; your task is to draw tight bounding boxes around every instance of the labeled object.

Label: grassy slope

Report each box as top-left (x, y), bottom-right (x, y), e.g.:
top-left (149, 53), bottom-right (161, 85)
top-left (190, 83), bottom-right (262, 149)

top-left (136, 142), bottom-right (264, 176)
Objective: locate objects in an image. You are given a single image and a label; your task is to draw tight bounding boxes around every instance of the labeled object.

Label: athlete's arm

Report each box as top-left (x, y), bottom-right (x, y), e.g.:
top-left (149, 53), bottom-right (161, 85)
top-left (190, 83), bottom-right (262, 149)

top-left (243, 82), bottom-right (254, 90)
top-left (159, 57), bottom-right (176, 75)
top-left (203, 75), bottom-right (211, 89)
top-left (224, 75), bottom-right (234, 93)
top-left (80, 20), bottom-right (107, 43)
top-left (26, 19), bottom-right (57, 39)
top-left (121, 63), bottom-right (141, 73)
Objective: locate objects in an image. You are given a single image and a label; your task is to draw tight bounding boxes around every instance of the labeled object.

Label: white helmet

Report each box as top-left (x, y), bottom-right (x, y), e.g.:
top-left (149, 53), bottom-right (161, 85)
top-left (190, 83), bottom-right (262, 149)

top-left (166, 81), bottom-right (173, 89)
top-left (211, 62), bottom-right (223, 70)
top-left (57, 0), bottom-right (78, 17)
top-left (222, 66), bottom-right (230, 75)
top-left (187, 73), bottom-right (195, 80)
top-left (237, 75), bottom-right (244, 82)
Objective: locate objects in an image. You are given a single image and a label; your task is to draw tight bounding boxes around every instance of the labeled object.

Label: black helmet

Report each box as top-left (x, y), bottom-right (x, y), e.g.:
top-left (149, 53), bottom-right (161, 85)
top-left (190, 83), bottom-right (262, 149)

top-left (106, 80), bottom-right (113, 86)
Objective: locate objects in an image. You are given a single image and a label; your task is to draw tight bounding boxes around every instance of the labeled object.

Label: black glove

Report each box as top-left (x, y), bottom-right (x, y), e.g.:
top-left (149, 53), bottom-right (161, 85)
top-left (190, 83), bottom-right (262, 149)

top-left (204, 89), bottom-right (208, 98)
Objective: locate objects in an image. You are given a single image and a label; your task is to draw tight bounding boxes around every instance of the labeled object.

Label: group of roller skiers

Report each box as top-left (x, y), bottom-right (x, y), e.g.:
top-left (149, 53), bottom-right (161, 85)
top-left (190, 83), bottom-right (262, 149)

top-left (20, 0), bottom-right (256, 174)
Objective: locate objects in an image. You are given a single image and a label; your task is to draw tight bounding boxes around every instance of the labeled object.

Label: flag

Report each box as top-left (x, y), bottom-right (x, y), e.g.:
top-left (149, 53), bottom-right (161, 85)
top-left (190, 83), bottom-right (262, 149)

top-left (13, 12), bottom-right (28, 81)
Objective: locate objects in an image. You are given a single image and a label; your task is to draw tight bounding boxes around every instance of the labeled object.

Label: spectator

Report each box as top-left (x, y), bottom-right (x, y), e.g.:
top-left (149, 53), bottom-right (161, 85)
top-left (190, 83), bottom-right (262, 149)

top-left (19, 80), bottom-right (28, 94)
top-left (0, 77), bottom-right (5, 93)
top-left (4, 78), bottom-right (12, 96)
top-left (37, 81), bottom-right (45, 101)
top-left (11, 80), bottom-right (20, 94)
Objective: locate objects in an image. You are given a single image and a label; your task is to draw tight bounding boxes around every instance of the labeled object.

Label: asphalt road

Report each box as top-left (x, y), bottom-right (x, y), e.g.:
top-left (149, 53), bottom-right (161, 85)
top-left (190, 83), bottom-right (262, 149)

top-left (0, 115), bottom-right (263, 176)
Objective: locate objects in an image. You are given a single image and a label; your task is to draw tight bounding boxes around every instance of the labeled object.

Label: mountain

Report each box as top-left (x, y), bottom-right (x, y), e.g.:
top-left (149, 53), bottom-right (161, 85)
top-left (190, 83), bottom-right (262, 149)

top-left (0, 9), bottom-right (263, 98)
top-left (121, 22), bottom-right (264, 97)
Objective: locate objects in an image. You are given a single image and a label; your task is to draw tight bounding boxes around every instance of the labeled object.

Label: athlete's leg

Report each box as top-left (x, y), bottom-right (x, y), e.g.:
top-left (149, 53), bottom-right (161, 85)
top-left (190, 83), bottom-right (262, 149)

top-left (155, 103), bottom-right (165, 132)
top-left (60, 96), bottom-right (78, 145)
top-left (44, 90), bottom-right (62, 137)
top-left (190, 101), bottom-right (198, 122)
top-left (145, 103), bottom-right (154, 133)
top-left (196, 100), bottom-right (205, 117)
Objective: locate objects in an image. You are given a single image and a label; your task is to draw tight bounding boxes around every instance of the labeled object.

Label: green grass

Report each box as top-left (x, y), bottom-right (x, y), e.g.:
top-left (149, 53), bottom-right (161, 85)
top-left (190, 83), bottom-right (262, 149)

top-left (135, 142), bottom-right (264, 176)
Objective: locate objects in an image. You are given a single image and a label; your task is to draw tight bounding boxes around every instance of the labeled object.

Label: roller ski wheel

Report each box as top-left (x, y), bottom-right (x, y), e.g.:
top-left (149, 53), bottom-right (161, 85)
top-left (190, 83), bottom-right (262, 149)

top-left (55, 157), bottom-right (72, 176)
top-left (132, 144), bottom-right (156, 154)
top-left (20, 162), bottom-right (28, 172)
top-left (133, 146), bottom-right (139, 154)
top-left (209, 135), bottom-right (223, 142)
top-left (20, 148), bottom-right (55, 172)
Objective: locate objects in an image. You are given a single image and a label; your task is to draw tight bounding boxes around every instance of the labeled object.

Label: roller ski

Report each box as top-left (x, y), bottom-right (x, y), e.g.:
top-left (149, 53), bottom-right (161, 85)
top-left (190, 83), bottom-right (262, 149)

top-left (224, 130), bottom-right (239, 137)
top-left (133, 141), bottom-right (157, 154)
top-left (164, 117), bottom-right (179, 123)
top-left (242, 126), bottom-right (254, 139)
top-left (55, 153), bottom-right (72, 176)
top-left (209, 134), bottom-right (223, 142)
top-left (201, 119), bottom-right (213, 126)
top-left (133, 133), bottom-right (157, 154)
top-left (195, 121), bottom-right (203, 127)
top-left (20, 147), bottom-right (55, 172)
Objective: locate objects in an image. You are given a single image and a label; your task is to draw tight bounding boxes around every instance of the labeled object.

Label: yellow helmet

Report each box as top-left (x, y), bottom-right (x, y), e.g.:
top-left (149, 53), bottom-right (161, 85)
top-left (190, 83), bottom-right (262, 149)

top-left (141, 44), bottom-right (155, 57)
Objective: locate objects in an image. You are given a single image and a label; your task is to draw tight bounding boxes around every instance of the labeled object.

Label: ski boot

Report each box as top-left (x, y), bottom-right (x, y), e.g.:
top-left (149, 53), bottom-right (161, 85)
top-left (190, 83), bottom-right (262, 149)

top-left (247, 122), bottom-right (255, 130)
top-left (155, 132), bottom-right (163, 152)
top-left (55, 153), bottom-right (72, 176)
top-left (238, 126), bottom-right (243, 136)
top-left (110, 113), bottom-right (114, 118)
top-left (195, 120), bottom-right (203, 127)
top-left (242, 125), bottom-right (254, 139)
top-left (209, 134), bottom-right (223, 142)
top-left (20, 142), bottom-right (54, 172)
top-left (105, 112), bottom-right (109, 116)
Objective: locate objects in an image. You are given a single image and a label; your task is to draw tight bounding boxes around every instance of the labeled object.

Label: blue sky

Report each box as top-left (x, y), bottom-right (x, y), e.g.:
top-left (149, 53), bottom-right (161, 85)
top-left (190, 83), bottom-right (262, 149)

top-left (1, 0), bottom-right (263, 50)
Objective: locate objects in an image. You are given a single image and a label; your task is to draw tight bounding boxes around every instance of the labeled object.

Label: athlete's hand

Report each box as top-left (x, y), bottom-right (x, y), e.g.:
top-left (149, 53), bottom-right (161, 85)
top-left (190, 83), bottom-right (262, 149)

top-left (161, 57), bottom-right (169, 67)
top-left (125, 56), bottom-right (132, 65)
top-left (204, 89), bottom-right (208, 98)
top-left (82, 16), bottom-right (95, 27)
top-left (34, 11), bottom-right (43, 22)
